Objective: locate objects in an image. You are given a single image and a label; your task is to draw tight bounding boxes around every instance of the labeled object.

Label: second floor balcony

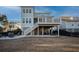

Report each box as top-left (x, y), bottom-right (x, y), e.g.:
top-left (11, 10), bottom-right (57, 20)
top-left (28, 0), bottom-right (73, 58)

top-left (34, 16), bottom-right (60, 25)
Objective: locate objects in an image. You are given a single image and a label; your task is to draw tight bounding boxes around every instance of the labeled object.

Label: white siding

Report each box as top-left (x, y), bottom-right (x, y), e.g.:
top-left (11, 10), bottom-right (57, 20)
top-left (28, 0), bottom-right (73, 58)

top-left (21, 6), bottom-right (34, 28)
top-left (65, 22), bottom-right (79, 29)
top-left (60, 18), bottom-right (79, 31)
top-left (60, 20), bottom-right (66, 29)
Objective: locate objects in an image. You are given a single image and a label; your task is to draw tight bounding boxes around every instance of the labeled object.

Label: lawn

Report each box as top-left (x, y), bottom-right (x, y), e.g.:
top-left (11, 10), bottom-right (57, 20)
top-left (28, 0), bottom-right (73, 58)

top-left (0, 36), bottom-right (79, 52)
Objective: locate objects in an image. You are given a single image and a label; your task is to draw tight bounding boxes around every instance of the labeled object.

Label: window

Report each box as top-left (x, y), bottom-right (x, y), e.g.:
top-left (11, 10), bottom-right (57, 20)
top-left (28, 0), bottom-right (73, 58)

top-left (39, 18), bottom-right (42, 22)
top-left (34, 18), bottom-right (38, 24)
top-left (72, 24), bottom-right (74, 26)
top-left (29, 9), bottom-right (31, 13)
top-left (26, 18), bottom-right (28, 23)
top-left (29, 18), bottom-right (31, 23)
top-left (22, 18), bottom-right (25, 23)
top-left (42, 17), bottom-right (45, 22)
top-left (26, 9), bottom-right (28, 13)
top-left (23, 9), bottom-right (25, 13)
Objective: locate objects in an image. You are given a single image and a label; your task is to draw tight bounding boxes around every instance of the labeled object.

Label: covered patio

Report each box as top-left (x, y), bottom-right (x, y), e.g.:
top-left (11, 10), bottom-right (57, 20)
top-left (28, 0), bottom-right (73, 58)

top-left (29, 22), bottom-right (60, 37)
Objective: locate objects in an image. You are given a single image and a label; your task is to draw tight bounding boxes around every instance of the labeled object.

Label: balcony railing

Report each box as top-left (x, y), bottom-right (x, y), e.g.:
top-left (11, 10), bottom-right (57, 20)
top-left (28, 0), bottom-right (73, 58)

top-left (34, 19), bottom-right (60, 25)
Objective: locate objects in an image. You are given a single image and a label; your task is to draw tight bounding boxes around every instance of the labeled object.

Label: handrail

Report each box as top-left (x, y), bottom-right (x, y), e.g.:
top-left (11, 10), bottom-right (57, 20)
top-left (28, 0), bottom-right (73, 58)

top-left (24, 22), bottom-right (39, 35)
top-left (24, 21), bottom-right (60, 35)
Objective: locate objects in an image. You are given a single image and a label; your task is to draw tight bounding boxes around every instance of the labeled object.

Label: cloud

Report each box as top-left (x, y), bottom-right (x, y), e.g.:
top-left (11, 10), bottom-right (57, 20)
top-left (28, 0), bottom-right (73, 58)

top-left (35, 6), bottom-right (56, 15)
top-left (0, 6), bottom-right (79, 21)
top-left (4, 6), bottom-right (20, 10)
top-left (3, 6), bottom-right (20, 11)
top-left (56, 6), bottom-right (79, 17)
top-left (35, 6), bottom-right (50, 12)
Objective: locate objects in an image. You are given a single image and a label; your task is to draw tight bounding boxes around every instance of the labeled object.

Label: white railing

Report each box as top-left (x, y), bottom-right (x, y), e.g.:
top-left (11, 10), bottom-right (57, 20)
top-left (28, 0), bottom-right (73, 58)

top-left (24, 22), bottom-right (39, 35)
top-left (24, 19), bottom-right (60, 35)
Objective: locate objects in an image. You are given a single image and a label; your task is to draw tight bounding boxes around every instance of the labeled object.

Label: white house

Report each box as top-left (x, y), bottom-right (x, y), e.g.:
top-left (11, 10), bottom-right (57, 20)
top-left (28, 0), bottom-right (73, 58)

top-left (60, 16), bottom-right (79, 32)
top-left (9, 21), bottom-right (21, 31)
top-left (21, 6), bottom-right (60, 37)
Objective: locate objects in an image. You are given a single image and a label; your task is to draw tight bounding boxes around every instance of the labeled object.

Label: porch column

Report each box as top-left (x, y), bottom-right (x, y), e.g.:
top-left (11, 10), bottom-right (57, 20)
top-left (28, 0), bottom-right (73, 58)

top-left (50, 27), bottom-right (52, 35)
top-left (45, 17), bottom-right (46, 22)
top-left (58, 25), bottom-right (59, 37)
top-left (38, 17), bottom-right (39, 23)
top-left (37, 27), bottom-right (39, 35)
top-left (42, 17), bottom-right (43, 22)
top-left (42, 27), bottom-right (44, 35)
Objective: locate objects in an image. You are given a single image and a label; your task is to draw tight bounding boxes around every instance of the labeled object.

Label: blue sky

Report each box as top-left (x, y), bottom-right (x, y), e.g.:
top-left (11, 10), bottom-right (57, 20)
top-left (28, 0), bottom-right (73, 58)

top-left (0, 6), bottom-right (79, 21)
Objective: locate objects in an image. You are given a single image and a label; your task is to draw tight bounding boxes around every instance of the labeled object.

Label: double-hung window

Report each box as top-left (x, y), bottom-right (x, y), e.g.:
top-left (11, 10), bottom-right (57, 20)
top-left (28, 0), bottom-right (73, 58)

top-left (29, 18), bottom-right (31, 23)
top-left (29, 9), bottom-right (31, 13)
top-left (23, 9), bottom-right (25, 13)
top-left (26, 9), bottom-right (28, 13)
top-left (26, 18), bottom-right (28, 23)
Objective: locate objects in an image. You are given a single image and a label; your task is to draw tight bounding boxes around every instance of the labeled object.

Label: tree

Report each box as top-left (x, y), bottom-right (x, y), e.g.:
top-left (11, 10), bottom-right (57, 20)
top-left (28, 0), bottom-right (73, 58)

top-left (0, 14), bottom-right (9, 33)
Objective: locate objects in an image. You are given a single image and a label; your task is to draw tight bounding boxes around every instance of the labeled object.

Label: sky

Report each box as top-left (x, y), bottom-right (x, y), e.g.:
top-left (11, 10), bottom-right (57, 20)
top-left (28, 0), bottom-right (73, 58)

top-left (0, 6), bottom-right (79, 21)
